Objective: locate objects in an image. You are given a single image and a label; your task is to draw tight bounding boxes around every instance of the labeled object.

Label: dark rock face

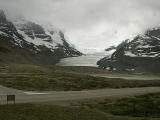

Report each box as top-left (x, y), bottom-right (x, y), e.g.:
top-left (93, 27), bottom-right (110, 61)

top-left (14, 18), bottom-right (82, 57)
top-left (0, 10), bottom-right (82, 65)
top-left (18, 22), bottom-right (52, 42)
top-left (116, 39), bottom-right (129, 50)
top-left (105, 40), bottom-right (129, 52)
top-left (0, 11), bottom-right (23, 41)
top-left (97, 27), bottom-right (160, 73)
top-left (0, 10), bottom-right (7, 23)
top-left (58, 31), bottom-right (82, 56)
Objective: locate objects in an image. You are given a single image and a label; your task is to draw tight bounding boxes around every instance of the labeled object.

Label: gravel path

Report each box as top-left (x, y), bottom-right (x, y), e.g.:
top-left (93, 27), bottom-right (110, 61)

top-left (0, 85), bottom-right (160, 104)
top-left (93, 74), bottom-right (160, 80)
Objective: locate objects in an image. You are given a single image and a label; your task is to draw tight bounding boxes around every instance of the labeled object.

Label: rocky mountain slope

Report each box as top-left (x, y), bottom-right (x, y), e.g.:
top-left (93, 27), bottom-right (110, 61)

top-left (97, 27), bottom-right (160, 73)
top-left (0, 10), bottom-right (82, 65)
top-left (105, 40), bottom-right (129, 52)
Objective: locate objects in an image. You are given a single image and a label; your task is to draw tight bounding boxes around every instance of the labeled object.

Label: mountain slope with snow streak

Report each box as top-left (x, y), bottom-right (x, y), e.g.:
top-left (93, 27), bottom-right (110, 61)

top-left (97, 27), bottom-right (160, 73)
top-left (0, 10), bottom-right (82, 65)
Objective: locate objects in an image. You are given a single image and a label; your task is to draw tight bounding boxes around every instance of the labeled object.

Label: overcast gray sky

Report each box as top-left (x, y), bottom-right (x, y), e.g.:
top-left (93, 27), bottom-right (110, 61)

top-left (1, 0), bottom-right (160, 53)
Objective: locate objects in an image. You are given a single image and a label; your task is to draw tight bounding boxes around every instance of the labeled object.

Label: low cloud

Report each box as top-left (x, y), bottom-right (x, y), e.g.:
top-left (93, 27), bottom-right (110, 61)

top-left (1, 0), bottom-right (160, 53)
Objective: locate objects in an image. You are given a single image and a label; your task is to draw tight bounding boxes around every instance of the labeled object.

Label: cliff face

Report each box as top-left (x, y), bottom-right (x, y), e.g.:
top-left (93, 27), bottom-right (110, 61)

top-left (97, 27), bottom-right (160, 73)
top-left (0, 10), bottom-right (82, 65)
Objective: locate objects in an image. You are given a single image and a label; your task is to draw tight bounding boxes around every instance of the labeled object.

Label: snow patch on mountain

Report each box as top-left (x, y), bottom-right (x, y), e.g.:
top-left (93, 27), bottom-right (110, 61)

top-left (97, 25), bottom-right (160, 72)
top-left (124, 51), bottom-right (137, 57)
top-left (17, 29), bottom-right (57, 52)
top-left (10, 17), bottom-right (77, 54)
top-left (0, 10), bottom-right (82, 58)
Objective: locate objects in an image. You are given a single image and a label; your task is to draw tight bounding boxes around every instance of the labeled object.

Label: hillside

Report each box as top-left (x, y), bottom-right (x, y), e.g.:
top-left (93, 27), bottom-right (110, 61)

top-left (97, 27), bottom-right (160, 73)
top-left (0, 10), bottom-right (82, 65)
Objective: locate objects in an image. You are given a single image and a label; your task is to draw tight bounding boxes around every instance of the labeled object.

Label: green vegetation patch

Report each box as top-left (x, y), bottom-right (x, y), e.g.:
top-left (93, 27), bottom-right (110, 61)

top-left (1, 93), bottom-right (160, 120)
top-left (0, 104), bottom-right (108, 120)
top-left (1, 72), bottom-right (160, 91)
top-left (0, 64), bottom-right (160, 91)
top-left (82, 93), bottom-right (160, 118)
top-left (0, 103), bottom-right (155, 120)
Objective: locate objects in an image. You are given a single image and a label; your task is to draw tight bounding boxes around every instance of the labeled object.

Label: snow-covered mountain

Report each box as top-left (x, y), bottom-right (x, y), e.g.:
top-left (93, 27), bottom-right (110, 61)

top-left (0, 10), bottom-right (82, 65)
top-left (97, 27), bottom-right (160, 73)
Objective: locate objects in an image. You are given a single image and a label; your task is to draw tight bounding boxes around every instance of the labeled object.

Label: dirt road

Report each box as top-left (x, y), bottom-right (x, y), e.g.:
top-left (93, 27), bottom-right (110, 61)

top-left (0, 85), bottom-right (160, 104)
top-left (93, 74), bottom-right (160, 80)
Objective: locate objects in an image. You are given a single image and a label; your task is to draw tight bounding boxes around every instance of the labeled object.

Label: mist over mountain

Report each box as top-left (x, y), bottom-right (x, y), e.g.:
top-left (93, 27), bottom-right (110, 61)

top-left (0, 0), bottom-right (160, 71)
top-left (0, 10), bottom-right (82, 65)
top-left (97, 26), bottom-right (160, 72)
top-left (1, 0), bottom-right (160, 53)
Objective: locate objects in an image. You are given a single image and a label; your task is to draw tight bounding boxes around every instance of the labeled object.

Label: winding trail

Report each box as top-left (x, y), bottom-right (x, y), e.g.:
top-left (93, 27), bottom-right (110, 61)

top-left (0, 85), bottom-right (160, 104)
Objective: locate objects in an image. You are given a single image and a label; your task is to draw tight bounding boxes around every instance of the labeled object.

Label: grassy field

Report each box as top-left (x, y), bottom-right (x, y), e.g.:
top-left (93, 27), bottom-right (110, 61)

top-left (80, 93), bottom-right (160, 118)
top-left (0, 64), bottom-right (160, 91)
top-left (0, 93), bottom-right (160, 120)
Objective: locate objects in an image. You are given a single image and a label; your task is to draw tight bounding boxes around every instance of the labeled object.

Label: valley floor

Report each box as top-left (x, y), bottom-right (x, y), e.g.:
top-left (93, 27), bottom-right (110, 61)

top-left (0, 64), bottom-right (160, 91)
top-left (0, 64), bottom-right (160, 120)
